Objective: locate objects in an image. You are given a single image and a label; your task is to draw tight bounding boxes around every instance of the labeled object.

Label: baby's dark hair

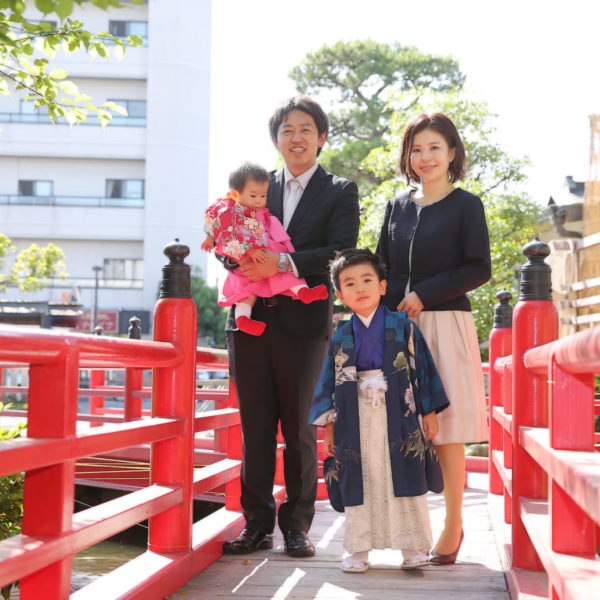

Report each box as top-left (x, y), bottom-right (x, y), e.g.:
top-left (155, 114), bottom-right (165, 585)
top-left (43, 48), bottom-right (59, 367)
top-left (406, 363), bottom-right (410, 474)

top-left (228, 162), bottom-right (270, 192)
top-left (330, 248), bottom-right (387, 292)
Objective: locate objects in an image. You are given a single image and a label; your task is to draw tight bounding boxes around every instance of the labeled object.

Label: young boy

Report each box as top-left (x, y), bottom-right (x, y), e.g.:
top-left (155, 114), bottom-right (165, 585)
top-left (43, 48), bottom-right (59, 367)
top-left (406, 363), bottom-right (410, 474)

top-left (309, 248), bottom-right (450, 572)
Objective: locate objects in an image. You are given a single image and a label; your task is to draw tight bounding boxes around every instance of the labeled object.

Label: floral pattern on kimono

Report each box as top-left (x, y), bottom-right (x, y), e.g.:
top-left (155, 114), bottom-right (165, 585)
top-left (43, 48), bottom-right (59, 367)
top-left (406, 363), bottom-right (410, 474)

top-left (204, 193), bottom-right (269, 261)
top-left (309, 307), bottom-right (450, 507)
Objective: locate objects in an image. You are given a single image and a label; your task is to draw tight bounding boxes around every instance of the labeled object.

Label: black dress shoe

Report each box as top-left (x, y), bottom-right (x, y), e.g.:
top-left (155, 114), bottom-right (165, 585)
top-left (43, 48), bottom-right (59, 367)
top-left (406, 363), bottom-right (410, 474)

top-left (223, 527), bottom-right (273, 554)
top-left (283, 530), bottom-right (315, 557)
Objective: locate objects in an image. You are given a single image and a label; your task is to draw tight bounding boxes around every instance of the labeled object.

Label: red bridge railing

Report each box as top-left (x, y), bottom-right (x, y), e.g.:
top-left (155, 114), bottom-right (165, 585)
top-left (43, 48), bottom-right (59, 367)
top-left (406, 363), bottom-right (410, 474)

top-left (0, 240), bottom-right (269, 599)
top-left (488, 238), bottom-right (600, 600)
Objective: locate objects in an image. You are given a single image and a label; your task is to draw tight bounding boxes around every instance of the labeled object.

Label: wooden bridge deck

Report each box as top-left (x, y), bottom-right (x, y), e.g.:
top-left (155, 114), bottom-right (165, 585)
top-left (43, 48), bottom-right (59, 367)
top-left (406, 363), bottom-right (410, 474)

top-left (170, 473), bottom-right (509, 600)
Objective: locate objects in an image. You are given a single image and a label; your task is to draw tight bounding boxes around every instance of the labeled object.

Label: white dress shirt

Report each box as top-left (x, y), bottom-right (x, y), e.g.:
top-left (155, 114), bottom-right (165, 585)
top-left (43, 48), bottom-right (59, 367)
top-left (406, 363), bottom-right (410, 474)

top-left (281, 162), bottom-right (319, 276)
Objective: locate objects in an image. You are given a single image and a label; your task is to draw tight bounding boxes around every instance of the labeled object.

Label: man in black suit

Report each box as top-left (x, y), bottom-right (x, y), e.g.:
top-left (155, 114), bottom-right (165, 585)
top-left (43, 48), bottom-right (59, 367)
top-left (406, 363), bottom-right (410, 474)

top-left (223, 96), bottom-right (360, 557)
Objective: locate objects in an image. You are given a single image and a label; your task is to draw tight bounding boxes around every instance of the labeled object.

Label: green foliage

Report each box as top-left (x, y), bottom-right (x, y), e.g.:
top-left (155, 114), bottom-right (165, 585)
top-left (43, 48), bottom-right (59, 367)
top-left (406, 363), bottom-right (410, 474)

top-left (0, 401), bottom-right (26, 600)
top-left (0, 0), bottom-right (144, 126)
top-left (357, 88), bottom-right (542, 350)
top-left (0, 233), bottom-right (67, 292)
top-left (191, 269), bottom-right (227, 348)
top-left (289, 40), bottom-right (464, 195)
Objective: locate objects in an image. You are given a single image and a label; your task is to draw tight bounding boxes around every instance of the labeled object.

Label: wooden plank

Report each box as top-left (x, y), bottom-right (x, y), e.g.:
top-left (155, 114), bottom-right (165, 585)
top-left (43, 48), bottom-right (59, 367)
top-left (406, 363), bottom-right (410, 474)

top-left (571, 276), bottom-right (600, 292)
top-left (568, 294), bottom-right (600, 308)
top-left (171, 473), bottom-right (509, 600)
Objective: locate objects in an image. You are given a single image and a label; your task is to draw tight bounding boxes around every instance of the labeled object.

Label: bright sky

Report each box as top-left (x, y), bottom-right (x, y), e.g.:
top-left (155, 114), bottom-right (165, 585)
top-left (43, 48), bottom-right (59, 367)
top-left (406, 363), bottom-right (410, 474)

top-left (207, 0), bottom-right (599, 281)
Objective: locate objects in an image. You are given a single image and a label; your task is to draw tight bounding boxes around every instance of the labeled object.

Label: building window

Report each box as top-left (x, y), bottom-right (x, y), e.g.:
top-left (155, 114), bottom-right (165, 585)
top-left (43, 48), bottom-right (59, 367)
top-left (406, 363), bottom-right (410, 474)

top-left (106, 179), bottom-right (144, 199)
top-left (20, 100), bottom-right (49, 122)
top-left (108, 100), bottom-right (146, 119)
top-left (108, 20), bottom-right (148, 42)
top-left (103, 258), bottom-right (144, 280)
top-left (18, 180), bottom-right (53, 196)
top-left (106, 99), bottom-right (146, 125)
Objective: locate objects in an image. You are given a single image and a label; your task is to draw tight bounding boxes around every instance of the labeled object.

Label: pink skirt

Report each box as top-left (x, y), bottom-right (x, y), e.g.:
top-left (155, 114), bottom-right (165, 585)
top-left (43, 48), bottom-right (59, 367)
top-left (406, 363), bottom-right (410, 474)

top-left (413, 310), bottom-right (488, 445)
top-left (219, 269), bottom-right (306, 306)
top-left (218, 236), bottom-right (308, 307)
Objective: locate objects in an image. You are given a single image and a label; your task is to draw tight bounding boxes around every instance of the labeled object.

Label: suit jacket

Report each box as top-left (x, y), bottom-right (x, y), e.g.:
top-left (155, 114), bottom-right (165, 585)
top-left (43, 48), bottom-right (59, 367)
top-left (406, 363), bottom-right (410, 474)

top-left (225, 165), bottom-right (360, 337)
top-left (308, 308), bottom-right (449, 506)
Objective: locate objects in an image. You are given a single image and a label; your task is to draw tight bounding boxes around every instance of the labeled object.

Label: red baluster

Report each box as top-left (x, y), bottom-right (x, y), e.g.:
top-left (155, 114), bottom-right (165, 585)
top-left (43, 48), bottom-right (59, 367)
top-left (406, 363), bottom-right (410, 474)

top-left (20, 349), bottom-right (78, 600)
top-left (549, 356), bottom-right (595, 557)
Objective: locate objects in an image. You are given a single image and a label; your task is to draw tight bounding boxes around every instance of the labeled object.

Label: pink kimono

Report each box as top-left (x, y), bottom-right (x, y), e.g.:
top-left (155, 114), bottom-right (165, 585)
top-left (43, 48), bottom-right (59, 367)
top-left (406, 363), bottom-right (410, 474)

top-left (204, 195), bottom-right (310, 306)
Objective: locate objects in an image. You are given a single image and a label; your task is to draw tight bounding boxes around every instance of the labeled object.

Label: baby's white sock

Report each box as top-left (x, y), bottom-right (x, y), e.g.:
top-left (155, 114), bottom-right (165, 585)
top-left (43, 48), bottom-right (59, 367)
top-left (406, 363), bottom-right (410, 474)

top-left (234, 302), bottom-right (252, 320)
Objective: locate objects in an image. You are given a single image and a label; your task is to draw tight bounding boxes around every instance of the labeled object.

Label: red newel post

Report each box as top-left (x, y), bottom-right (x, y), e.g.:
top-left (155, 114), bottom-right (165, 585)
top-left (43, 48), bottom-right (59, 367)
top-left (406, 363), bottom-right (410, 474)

top-left (511, 238), bottom-right (558, 569)
top-left (20, 349), bottom-right (79, 600)
top-left (125, 316), bottom-right (144, 421)
top-left (149, 240), bottom-right (197, 553)
top-left (489, 290), bottom-right (513, 496)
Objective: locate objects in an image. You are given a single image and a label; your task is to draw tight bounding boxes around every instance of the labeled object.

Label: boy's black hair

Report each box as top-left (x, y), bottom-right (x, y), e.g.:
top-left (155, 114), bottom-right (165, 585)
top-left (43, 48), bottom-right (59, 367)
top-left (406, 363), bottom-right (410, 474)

top-left (268, 95), bottom-right (329, 156)
top-left (330, 248), bottom-right (387, 292)
top-left (228, 162), bottom-right (269, 192)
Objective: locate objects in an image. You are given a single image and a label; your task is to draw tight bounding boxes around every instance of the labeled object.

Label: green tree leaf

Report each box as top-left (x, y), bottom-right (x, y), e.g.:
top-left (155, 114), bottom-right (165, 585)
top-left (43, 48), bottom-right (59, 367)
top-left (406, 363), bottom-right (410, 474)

top-left (49, 68), bottom-right (68, 79)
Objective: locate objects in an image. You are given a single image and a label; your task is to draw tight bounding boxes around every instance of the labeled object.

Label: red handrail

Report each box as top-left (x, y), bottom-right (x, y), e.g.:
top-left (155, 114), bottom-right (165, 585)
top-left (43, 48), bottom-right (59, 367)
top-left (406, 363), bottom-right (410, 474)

top-left (488, 240), bottom-right (599, 600)
top-left (0, 241), bottom-right (258, 599)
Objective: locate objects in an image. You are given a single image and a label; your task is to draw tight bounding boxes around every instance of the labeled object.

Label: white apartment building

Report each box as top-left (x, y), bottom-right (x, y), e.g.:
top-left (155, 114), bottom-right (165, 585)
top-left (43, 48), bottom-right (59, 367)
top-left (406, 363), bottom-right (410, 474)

top-left (0, 0), bottom-right (211, 334)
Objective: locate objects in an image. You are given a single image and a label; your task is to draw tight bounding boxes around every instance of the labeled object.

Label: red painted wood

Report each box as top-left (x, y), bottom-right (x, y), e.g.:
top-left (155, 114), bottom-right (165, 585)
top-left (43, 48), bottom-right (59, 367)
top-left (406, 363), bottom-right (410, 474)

top-left (20, 354), bottom-right (79, 600)
top-left (520, 427), bottom-right (600, 528)
top-left (89, 369), bottom-right (105, 428)
top-left (0, 324), bottom-right (179, 367)
top-left (511, 299), bottom-right (557, 570)
top-left (0, 418), bottom-right (183, 477)
top-left (125, 367), bottom-right (144, 421)
top-left (149, 296), bottom-right (197, 554)
top-left (194, 408), bottom-right (241, 433)
top-left (225, 383), bottom-right (242, 512)
top-left (192, 458), bottom-right (240, 496)
top-left (465, 456), bottom-right (488, 473)
top-left (520, 498), bottom-right (600, 600)
top-left (0, 484), bottom-right (181, 589)
top-left (489, 326), bottom-right (512, 495)
top-left (549, 359), bottom-right (594, 452)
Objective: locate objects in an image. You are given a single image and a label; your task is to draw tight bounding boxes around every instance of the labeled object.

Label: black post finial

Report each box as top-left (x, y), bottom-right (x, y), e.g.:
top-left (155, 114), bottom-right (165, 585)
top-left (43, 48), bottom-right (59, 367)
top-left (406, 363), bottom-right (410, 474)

top-left (128, 315), bottom-right (142, 340)
top-left (519, 237), bottom-right (553, 301)
top-left (493, 289), bottom-right (513, 328)
top-left (159, 239), bottom-right (191, 298)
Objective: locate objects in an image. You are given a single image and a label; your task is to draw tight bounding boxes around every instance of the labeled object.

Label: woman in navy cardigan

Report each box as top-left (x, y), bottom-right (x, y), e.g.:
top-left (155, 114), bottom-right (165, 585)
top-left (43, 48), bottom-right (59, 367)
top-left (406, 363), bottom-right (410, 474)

top-left (376, 112), bottom-right (491, 565)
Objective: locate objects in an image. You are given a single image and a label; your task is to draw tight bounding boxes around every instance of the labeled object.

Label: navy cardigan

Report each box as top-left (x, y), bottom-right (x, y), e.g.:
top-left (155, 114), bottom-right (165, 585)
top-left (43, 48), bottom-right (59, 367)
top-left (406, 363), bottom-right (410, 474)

top-left (376, 188), bottom-right (491, 312)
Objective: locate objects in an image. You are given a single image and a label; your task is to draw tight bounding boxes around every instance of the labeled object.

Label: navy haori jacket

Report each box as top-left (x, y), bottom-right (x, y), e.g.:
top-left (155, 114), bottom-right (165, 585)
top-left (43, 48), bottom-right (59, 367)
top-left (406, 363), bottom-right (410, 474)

top-left (309, 307), bottom-right (449, 507)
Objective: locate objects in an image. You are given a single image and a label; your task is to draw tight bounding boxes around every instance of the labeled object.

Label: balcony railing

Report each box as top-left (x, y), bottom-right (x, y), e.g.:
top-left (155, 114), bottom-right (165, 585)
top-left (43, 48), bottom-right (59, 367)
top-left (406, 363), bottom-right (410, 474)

top-left (0, 113), bottom-right (146, 126)
top-left (0, 195), bottom-right (145, 208)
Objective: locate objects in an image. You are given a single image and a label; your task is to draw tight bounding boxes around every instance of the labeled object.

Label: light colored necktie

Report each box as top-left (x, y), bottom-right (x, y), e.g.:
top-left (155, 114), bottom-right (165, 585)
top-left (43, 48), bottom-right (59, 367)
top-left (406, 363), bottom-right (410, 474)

top-left (284, 179), bottom-right (302, 229)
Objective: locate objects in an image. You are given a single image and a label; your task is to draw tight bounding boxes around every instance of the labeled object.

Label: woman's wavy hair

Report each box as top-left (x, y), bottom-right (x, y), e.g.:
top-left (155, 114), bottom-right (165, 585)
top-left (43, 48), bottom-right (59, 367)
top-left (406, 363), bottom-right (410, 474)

top-left (397, 112), bottom-right (467, 184)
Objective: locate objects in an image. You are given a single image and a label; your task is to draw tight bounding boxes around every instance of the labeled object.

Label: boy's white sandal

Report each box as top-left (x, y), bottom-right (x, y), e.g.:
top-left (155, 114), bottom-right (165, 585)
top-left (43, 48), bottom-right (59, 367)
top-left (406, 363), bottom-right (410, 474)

top-left (400, 553), bottom-right (430, 569)
top-left (341, 556), bottom-right (370, 573)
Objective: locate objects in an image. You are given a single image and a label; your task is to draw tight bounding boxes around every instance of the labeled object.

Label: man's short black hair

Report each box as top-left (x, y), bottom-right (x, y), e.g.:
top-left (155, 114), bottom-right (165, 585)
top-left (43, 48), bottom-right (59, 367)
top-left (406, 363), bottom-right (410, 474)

top-left (330, 248), bottom-right (387, 292)
top-left (228, 162), bottom-right (269, 192)
top-left (268, 95), bottom-right (329, 156)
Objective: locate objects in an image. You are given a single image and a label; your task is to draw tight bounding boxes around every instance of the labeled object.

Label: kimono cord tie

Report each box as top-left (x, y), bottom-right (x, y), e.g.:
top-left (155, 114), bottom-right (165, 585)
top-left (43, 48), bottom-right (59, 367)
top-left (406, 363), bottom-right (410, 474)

top-left (359, 372), bottom-right (388, 408)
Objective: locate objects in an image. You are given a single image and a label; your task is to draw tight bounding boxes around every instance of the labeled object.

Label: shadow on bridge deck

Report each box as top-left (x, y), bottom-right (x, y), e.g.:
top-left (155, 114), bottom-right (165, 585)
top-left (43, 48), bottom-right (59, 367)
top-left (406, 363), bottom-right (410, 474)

top-left (170, 473), bottom-right (509, 600)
